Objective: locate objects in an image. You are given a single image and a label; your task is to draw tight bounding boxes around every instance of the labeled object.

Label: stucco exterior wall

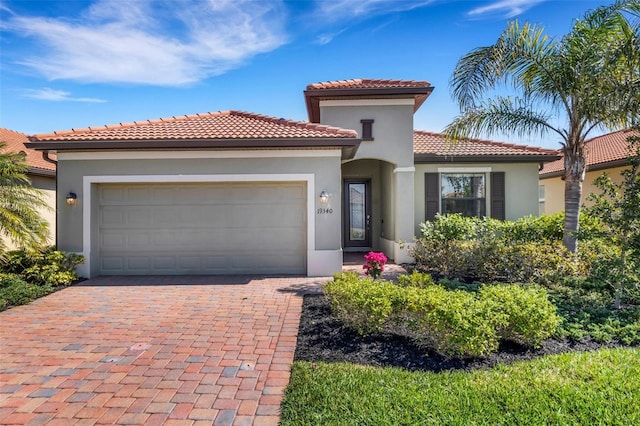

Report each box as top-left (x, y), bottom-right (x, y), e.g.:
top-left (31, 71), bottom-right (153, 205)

top-left (319, 102), bottom-right (415, 167)
top-left (540, 165), bottom-right (629, 214)
top-left (56, 151), bottom-right (343, 276)
top-left (414, 162), bottom-right (541, 233)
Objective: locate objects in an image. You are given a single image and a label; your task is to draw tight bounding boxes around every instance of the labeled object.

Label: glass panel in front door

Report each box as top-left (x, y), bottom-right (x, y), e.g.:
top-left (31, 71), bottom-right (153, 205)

top-left (344, 180), bottom-right (370, 248)
top-left (349, 183), bottom-right (366, 241)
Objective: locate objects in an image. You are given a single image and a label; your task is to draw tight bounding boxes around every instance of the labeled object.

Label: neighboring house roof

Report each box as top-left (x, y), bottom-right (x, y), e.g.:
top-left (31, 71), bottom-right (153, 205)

top-left (539, 129), bottom-right (639, 178)
top-left (413, 131), bottom-right (560, 163)
top-left (27, 110), bottom-right (362, 160)
top-left (304, 78), bottom-right (434, 123)
top-left (0, 127), bottom-right (56, 176)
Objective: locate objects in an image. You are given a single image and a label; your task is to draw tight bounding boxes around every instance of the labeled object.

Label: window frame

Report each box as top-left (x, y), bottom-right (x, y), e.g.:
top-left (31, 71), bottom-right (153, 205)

top-left (440, 172), bottom-right (487, 218)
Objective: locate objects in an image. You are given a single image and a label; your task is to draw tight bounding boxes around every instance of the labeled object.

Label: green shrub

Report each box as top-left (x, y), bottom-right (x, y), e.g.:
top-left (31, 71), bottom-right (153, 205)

top-left (397, 271), bottom-right (436, 288)
top-left (419, 213), bottom-right (505, 242)
top-left (325, 273), bottom-right (564, 357)
top-left (0, 273), bottom-right (54, 309)
top-left (405, 286), bottom-right (505, 357)
top-left (324, 272), bottom-right (404, 335)
top-left (480, 284), bottom-right (561, 347)
top-left (2, 247), bottom-right (83, 286)
top-left (412, 237), bottom-right (577, 285)
top-left (500, 213), bottom-right (565, 243)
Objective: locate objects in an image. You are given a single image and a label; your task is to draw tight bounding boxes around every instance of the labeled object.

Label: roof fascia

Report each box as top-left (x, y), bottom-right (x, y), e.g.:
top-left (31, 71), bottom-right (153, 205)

top-left (414, 154), bottom-right (561, 163)
top-left (27, 167), bottom-right (56, 177)
top-left (26, 138), bottom-right (363, 160)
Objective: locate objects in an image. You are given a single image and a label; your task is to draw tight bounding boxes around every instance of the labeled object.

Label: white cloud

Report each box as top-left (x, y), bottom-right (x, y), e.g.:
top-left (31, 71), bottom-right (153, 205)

top-left (21, 88), bottom-right (107, 103)
top-left (315, 0), bottom-right (434, 22)
top-left (467, 0), bottom-right (546, 18)
top-left (315, 29), bottom-right (347, 45)
top-left (3, 0), bottom-right (287, 86)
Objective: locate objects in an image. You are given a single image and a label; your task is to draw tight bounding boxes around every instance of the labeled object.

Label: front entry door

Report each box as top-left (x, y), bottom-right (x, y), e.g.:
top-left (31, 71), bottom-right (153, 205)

top-left (343, 180), bottom-right (371, 249)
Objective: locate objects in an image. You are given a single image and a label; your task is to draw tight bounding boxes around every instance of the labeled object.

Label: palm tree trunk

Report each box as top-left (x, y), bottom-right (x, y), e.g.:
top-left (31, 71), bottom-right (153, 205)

top-left (562, 147), bottom-right (586, 253)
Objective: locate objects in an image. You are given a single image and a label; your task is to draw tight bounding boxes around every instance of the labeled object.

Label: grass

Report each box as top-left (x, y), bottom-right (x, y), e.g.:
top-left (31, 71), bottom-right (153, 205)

top-left (280, 347), bottom-right (640, 426)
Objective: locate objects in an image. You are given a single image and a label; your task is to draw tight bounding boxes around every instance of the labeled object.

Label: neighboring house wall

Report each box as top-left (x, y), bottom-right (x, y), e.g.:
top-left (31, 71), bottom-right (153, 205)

top-left (540, 165), bottom-right (628, 214)
top-left (30, 174), bottom-right (57, 245)
top-left (414, 163), bottom-right (541, 233)
top-left (1, 127), bottom-right (57, 249)
top-left (1, 174), bottom-right (56, 250)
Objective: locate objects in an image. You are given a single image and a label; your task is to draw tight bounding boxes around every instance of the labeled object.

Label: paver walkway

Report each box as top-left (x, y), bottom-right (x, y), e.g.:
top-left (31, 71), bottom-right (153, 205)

top-left (0, 275), bottom-right (325, 425)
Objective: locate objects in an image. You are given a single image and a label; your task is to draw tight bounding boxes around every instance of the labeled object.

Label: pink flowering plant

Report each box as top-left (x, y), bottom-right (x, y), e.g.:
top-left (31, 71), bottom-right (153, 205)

top-left (363, 251), bottom-right (387, 279)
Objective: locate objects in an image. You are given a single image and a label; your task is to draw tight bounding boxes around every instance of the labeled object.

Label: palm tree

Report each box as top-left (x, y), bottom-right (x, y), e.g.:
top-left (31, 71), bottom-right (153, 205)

top-left (0, 142), bottom-right (50, 255)
top-left (444, 0), bottom-right (640, 252)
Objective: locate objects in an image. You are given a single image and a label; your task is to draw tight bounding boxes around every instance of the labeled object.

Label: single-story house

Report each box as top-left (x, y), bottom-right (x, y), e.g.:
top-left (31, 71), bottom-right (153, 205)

top-left (539, 129), bottom-right (639, 214)
top-left (1, 127), bottom-right (57, 247)
top-left (27, 79), bottom-right (559, 278)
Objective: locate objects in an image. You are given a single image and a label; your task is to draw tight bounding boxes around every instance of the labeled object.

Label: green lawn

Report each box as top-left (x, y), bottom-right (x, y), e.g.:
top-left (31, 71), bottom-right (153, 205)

top-left (280, 348), bottom-right (640, 426)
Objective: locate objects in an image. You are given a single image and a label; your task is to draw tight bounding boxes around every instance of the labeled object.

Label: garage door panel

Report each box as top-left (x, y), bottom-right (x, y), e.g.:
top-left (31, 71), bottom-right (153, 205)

top-left (97, 182), bottom-right (306, 275)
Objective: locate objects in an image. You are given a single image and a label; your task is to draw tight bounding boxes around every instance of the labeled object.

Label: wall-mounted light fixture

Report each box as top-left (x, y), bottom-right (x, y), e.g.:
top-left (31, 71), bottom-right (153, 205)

top-left (66, 192), bottom-right (77, 207)
top-left (319, 190), bottom-right (330, 204)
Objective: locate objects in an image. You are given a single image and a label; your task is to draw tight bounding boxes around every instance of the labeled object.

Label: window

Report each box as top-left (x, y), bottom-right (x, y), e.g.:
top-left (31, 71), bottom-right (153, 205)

top-left (360, 119), bottom-right (374, 141)
top-left (441, 173), bottom-right (486, 217)
top-left (538, 184), bottom-right (546, 215)
top-left (425, 171), bottom-right (504, 221)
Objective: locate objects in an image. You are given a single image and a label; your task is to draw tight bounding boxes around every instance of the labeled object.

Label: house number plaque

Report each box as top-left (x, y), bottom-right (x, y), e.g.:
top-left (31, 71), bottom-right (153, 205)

top-left (317, 208), bottom-right (333, 214)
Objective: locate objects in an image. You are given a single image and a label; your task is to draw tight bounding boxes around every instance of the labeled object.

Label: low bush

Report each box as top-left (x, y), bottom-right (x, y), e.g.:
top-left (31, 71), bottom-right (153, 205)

top-left (412, 238), bottom-right (577, 284)
top-left (480, 284), bottom-right (561, 347)
top-left (324, 272), bottom-right (404, 335)
top-left (397, 271), bottom-right (436, 288)
top-left (2, 247), bottom-right (83, 286)
top-left (325, 273), bottom-right (561, 357)
top-left (0, 247), bottom-right (83, 310)
top-left (405, 286), bottom-right (504, 357)
top-left (0, 273), bottom-right (54, 309)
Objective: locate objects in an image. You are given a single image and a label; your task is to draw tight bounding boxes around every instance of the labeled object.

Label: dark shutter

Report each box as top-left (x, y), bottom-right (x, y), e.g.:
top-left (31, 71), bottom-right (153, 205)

top-left (425, 173), bottom-right (439, 220)
top-left (490, 172), bottom-right (505, 220)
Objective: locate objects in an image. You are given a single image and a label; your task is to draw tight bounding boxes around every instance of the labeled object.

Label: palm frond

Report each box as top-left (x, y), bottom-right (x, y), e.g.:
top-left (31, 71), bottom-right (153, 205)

top-left (442, 96), bottom-right (562, 143)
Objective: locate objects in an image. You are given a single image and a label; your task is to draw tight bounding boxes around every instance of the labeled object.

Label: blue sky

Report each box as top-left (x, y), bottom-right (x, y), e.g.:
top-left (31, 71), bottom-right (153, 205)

top-left (1, 0), bottom-right (604, 148)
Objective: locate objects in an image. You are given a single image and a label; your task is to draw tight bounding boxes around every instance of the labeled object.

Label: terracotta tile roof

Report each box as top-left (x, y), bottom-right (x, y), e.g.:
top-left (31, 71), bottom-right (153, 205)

top-left (413, 131), bottom-right (559, 160)
top-left (0, 127), bottom-right (56, 173)
top-left (30, 110), bottom-right (358, 142)
top-left (539, 129), bottom-right (639, 177)
top-left (306, 78), bottom-right (432, 90)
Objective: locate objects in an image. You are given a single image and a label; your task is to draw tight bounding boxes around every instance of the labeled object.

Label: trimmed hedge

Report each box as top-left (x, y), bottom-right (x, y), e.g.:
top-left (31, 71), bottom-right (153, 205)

top-left (325, 272), bottom-right (560, 357)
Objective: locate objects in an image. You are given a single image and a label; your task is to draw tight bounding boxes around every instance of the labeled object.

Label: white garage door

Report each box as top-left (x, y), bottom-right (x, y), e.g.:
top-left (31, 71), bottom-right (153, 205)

top-left (97, 182), bottom-right (306, 275)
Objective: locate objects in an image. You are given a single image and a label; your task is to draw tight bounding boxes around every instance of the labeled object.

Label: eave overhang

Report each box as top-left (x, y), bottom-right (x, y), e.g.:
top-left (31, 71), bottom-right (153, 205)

top-left (26, 137), bottom-right (363, 161)
top-left (415, 153), bottom-right (562, 164)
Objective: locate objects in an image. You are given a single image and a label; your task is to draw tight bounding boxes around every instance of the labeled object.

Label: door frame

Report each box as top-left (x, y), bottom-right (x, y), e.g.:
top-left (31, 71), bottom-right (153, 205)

top-left (343, 179), bottom-right (372, 249)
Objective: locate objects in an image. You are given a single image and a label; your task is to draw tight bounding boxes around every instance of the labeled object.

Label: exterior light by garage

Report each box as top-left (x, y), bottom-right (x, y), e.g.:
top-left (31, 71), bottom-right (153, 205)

top-left (66, 192), bottom-right (77, 206)
top-left (319, 190), bottom-right (331, 204)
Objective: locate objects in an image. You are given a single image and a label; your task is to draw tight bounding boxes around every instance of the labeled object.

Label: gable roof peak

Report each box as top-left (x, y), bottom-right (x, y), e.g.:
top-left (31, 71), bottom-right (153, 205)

top-left (304, 78), bottom-right (434, 123)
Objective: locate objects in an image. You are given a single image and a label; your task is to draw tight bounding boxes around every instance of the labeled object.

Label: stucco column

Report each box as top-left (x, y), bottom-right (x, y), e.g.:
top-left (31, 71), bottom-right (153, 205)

top-left (393, 166), bottom-right (415, 263)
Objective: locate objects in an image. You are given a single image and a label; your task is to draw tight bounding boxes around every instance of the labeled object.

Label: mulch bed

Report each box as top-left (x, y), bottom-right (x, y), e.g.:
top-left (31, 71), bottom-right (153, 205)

top-left (294, 293), bottom-right (632, 373)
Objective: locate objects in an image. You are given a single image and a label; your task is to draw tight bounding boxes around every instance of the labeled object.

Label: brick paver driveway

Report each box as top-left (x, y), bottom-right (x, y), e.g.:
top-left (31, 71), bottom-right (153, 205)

top-left (0, 275), bottom-right (325, 425)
